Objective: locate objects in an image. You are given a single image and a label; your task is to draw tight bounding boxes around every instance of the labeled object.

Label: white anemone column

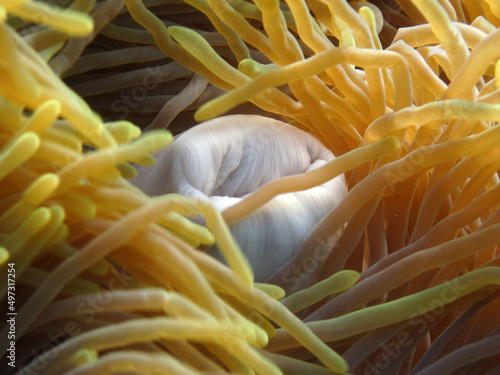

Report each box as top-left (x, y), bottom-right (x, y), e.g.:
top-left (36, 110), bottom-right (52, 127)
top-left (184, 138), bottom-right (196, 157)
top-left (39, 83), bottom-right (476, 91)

top-left (133, 115), bottom-right (346, 284)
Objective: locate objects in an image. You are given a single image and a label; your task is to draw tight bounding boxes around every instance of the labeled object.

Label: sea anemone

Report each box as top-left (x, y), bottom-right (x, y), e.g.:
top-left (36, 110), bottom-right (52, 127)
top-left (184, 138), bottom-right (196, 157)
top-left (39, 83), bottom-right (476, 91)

top-left (132, 114), bottom-right (347, 283)
top-left (2, 0), bottom-right (500, 375)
